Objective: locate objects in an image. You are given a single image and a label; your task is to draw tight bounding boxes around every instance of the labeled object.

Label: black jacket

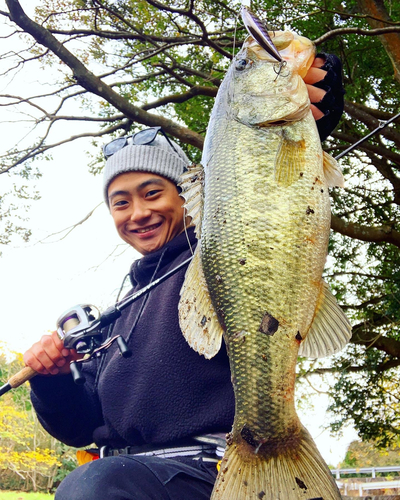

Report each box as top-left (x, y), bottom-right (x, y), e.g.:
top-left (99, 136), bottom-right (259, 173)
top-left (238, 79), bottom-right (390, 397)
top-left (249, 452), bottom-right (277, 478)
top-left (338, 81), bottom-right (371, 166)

top-left (30, 227), bottom-right (234, 448)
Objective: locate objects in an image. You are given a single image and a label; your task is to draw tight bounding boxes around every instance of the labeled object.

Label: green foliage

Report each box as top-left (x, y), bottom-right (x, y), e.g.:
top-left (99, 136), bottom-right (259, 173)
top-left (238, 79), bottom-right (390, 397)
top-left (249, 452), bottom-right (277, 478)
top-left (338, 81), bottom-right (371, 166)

top-left (329, 352), bottom-right (400, 447)
top-left (50, 445), bottom-right (78, 490)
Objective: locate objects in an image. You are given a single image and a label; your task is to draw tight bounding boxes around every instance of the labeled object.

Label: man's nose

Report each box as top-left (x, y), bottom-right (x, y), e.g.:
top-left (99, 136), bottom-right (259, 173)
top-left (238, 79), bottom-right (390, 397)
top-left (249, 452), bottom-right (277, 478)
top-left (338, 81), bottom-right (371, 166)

top-left (129, 202), bottom-right (151, 222)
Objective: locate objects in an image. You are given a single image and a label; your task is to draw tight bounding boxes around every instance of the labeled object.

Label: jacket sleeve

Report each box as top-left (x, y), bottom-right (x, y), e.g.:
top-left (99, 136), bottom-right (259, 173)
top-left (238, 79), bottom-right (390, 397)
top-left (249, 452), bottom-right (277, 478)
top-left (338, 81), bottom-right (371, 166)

top-left (313, 53), bottom-right (345, 142)
top-left (29, 361), bottom-right (103, 448)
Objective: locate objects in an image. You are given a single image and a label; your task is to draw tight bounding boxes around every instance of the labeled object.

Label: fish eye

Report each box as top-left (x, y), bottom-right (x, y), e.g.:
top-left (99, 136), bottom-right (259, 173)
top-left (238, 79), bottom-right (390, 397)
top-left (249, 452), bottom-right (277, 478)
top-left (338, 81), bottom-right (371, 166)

top-left (235, 58), bottom-right (252, 71)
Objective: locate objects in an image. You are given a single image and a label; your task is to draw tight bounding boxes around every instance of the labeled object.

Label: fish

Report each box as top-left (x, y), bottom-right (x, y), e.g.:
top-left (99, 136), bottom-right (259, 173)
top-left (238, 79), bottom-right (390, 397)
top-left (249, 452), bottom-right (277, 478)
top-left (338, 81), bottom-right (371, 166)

top-left (178, 26), bottom-right (351, 500)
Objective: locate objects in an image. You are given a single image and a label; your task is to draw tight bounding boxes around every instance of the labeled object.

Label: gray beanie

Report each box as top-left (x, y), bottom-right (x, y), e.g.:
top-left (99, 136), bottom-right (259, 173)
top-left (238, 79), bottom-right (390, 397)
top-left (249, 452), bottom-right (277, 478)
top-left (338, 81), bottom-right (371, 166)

top-left (103, 135), bottom-right (190, 205)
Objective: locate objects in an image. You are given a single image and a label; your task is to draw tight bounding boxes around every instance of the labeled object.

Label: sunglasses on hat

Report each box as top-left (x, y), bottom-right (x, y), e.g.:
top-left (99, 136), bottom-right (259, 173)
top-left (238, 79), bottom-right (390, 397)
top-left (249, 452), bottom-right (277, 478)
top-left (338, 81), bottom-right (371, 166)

top-left (103, 126), bottom-right (180, 159)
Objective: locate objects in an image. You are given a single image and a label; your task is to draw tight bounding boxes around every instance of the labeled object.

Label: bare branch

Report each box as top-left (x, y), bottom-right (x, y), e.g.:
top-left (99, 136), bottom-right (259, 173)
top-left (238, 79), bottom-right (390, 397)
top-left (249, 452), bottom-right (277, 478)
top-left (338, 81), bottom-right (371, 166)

top-left (143, 0), bottom-right (234, 59)
top-left (38, 203), bottom-right (103, 243)
top-left (350, 317), bottom-right (400, 359)
top-left (0, 121), bottom-right (129, 174)
top-left (345, 101), bottom-right (400, 146)
top-left (314, 25), bottom-right (400, 45)
top-left (5, 0), bottom-right (204, 149)
top-left (142, 85), bottom-right (217, 110)
top-left (332, 130), bottom-right (400, 166)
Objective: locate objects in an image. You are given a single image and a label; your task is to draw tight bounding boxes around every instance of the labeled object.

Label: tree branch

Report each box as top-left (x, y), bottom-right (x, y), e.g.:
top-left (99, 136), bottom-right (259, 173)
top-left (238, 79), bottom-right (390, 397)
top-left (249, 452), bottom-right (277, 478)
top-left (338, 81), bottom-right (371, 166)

top-left (351, 317), bottom-right (400, 358)
top-left (331, 214), bottom-right (400, 247)
top-left (314, 25), bottom-right (400, 45)
top-left (0, 121), bottom-right (129, 174)
top-left (5, 0), bottom-right (204, 150)
top-left (142, 85), bottom-right (217, 110)
top-left (357, 0), bottom-right (400, 84)
top-left (332, 130), bottom-right (400, 166)
top-left (143, 0), bottom-right (233, 59)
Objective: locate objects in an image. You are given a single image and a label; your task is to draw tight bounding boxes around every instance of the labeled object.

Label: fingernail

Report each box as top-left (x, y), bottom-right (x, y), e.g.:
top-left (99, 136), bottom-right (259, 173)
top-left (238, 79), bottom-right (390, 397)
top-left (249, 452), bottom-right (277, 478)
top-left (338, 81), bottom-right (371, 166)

top-left (50, 368), bottom-right (59, 375)
top-left (61, 349), bottom-right (69, 357)
top-left (56, 359), bottom-right (66, 367)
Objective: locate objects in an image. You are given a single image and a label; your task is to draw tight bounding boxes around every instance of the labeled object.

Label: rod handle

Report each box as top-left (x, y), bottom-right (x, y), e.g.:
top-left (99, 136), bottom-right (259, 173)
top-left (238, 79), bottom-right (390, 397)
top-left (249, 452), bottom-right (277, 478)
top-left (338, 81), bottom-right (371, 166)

top-left (8, 366), bottom-right (37, 389)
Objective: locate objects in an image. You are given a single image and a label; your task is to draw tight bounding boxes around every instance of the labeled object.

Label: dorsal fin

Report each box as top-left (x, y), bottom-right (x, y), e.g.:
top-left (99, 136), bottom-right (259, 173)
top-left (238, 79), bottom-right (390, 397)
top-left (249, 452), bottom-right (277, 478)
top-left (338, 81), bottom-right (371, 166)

top-left (179, 163), bottom-right (204, 238)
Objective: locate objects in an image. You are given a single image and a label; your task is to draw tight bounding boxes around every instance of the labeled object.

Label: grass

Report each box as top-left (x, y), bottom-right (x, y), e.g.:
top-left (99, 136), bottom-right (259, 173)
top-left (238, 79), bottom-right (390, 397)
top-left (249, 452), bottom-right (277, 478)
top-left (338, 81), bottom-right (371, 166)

top-left (0, 492), bottom-right (54, 500)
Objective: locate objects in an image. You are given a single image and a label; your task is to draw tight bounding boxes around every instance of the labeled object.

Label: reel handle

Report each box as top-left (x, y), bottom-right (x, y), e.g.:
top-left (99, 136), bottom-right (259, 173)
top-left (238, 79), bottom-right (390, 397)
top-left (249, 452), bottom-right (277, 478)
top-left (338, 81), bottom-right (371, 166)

top-left (117, 336), bottom-right (132, 358)
top-left (70, 361), bottom-right (86, 385)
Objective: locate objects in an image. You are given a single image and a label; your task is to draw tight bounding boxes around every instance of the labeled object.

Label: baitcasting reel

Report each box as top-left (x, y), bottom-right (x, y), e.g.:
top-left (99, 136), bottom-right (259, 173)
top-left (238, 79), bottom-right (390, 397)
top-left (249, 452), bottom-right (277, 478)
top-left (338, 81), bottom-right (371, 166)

top-left (56, 304), bottom-right (132, 384)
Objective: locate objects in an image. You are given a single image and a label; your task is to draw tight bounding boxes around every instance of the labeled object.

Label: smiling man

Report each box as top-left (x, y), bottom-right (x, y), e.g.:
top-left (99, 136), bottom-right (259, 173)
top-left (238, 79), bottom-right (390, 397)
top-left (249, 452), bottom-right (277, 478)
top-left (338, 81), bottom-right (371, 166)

top-left (26, 130), bottom-right (233, 500)
top-left (23, 53), bottom-right (345, 500)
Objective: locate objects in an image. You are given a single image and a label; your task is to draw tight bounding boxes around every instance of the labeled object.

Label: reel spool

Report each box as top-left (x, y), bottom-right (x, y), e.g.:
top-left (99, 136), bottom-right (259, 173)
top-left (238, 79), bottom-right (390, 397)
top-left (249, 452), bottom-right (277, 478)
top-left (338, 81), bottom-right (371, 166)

top-left (57, 304), bottom-right (100, 351)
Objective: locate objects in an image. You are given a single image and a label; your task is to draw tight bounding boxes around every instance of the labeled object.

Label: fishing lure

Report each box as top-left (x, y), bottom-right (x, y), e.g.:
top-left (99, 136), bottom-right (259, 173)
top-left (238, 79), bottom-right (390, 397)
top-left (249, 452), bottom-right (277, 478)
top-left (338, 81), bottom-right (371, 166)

top-left (240, 5), bottom-right (282, 63)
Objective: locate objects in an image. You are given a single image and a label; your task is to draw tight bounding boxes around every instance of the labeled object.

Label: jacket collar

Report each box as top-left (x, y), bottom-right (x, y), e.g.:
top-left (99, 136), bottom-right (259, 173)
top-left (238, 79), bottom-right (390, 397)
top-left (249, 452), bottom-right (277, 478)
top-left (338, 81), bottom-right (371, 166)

top-left (130, 226), bottom-right (196, 286)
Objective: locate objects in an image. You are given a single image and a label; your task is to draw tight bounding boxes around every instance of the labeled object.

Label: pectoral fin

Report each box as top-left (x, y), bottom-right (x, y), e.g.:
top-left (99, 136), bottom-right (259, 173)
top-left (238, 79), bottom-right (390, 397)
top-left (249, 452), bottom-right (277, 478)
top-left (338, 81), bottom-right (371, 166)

top-left (178, 163), bottom-right (204, 238)
top-left (179, 246), bottom-right (224, 359)
top-left (323, 151), bottom-right (345, 187)
top-left (275, 134), bottom-right (306, 187)
top-left (298, 281), bottom-right (352, 358)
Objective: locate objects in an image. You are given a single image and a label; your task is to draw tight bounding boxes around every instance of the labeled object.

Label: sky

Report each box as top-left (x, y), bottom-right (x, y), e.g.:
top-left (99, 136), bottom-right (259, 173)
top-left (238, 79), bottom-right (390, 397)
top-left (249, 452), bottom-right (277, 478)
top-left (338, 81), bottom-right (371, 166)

top-left (0, 1), bottom-right (358, 467)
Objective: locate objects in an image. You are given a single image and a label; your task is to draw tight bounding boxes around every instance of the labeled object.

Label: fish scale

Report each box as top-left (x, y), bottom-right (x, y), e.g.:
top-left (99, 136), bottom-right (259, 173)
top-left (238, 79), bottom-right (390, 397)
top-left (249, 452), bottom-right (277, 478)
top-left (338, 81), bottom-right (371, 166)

top-left (179, 30), bottom-right (351, 499)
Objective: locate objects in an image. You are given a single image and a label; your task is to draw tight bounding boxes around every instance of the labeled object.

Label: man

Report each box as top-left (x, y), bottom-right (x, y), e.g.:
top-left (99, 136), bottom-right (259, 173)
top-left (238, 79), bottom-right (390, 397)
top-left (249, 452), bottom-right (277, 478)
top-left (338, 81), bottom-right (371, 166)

top-left (23, 54), bottom-right (344, 499)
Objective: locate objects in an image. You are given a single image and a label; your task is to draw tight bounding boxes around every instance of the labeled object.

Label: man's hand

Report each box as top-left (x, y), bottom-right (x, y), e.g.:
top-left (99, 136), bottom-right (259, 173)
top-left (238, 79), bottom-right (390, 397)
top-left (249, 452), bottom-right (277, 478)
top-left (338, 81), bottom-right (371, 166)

top-left (23, 331), bottom-right (83, 376)
top-left (303, 53), bottom-right (344, 141)
top-left (304, 57), bottom-right (328, 121)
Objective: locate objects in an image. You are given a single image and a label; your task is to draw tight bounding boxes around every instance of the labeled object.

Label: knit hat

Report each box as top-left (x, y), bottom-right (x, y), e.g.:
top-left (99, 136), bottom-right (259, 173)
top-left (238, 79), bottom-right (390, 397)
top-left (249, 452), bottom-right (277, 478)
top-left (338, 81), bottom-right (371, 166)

top-left (103, 134), bottom-right (190, 205)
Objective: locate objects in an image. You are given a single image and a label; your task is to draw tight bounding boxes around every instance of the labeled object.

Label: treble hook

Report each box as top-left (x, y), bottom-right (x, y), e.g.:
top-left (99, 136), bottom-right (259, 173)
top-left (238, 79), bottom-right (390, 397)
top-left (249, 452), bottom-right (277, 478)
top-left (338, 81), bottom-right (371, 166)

top-left (273, 60), bottom-right (288, 81)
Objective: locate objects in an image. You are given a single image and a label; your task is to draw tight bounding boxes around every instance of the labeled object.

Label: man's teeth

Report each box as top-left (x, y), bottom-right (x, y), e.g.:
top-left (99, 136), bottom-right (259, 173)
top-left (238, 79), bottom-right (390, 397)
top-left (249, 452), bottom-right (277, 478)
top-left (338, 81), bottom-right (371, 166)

top-left (135, 224), bottom-right (159, 233)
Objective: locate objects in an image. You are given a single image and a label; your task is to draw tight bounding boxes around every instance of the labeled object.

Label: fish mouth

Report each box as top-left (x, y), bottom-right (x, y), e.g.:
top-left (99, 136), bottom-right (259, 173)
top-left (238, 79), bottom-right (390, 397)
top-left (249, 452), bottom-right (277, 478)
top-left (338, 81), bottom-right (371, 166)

top-left (259, 120), bottom-right (289, 127)
top-left (131, 222), bottom-right (162, 234)
top-left (255, 103), bottom-right (311, 127)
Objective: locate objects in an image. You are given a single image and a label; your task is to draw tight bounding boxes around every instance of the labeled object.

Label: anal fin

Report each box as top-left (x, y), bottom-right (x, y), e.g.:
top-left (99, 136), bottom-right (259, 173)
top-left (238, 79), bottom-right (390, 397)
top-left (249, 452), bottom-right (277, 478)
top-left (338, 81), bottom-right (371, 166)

top-left (179, 246), bottom-right (223, 359)
top-left (299, 281), bottom-right (352, 358)
top-left (323, 151), bottom-right (345, 187)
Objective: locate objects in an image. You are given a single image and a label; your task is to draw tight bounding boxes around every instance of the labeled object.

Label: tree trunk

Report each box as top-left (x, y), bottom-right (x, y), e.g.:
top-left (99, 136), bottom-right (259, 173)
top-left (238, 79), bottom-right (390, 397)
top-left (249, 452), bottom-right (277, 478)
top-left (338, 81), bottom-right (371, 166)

top-left (357, 0), bottom-right (400, 83)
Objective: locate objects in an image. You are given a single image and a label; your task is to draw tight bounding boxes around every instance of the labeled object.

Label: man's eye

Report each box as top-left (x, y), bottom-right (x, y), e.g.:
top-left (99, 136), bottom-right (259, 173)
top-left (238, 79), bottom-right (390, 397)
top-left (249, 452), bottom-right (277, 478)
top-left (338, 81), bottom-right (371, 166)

top-left (146, 190), bottom-right (161, 198)
top-left (114, 200), bottom-right (128, 207)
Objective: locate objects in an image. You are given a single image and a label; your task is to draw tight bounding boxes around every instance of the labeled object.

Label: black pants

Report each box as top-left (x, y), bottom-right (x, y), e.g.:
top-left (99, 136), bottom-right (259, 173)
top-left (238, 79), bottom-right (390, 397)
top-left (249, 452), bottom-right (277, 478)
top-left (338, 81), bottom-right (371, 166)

top-left (55, 455), bottom-right (217, 500)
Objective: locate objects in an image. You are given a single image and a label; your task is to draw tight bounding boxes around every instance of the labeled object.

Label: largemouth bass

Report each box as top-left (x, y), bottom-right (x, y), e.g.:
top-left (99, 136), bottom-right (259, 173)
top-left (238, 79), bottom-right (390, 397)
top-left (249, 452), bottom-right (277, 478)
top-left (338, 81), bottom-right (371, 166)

top-left (179, 28), bottom-right (351, 500)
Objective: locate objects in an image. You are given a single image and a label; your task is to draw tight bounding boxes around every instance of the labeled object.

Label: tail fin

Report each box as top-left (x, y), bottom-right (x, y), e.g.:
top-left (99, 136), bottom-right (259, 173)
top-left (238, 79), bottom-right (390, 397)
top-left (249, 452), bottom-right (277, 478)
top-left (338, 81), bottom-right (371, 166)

top-left (211, 426), bottom-right (341, 500)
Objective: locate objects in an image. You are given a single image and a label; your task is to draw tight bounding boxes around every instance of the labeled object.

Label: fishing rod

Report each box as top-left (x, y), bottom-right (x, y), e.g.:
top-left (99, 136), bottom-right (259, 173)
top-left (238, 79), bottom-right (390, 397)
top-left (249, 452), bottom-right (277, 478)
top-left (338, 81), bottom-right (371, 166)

top-left (0, 255), bottom-right (194, 397)
top-left (334, 109), bottom-right (400, 160)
